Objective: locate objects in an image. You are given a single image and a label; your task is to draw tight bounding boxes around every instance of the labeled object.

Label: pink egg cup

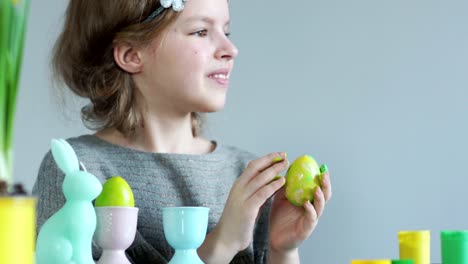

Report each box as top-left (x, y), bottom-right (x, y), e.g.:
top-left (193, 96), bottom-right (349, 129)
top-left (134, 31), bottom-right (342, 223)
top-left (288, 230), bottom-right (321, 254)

top-left (94, 207), bottom-right (139, 264)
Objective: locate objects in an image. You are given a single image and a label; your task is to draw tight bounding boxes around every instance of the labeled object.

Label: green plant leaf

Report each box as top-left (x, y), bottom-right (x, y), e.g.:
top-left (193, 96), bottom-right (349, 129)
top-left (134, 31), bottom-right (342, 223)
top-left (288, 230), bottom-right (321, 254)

top-left (0, 0), bottom-right (12, 157)
top-left (0, 0), bottom-right (31, 182)
top-left (5, 0), bottom-right (31, 152)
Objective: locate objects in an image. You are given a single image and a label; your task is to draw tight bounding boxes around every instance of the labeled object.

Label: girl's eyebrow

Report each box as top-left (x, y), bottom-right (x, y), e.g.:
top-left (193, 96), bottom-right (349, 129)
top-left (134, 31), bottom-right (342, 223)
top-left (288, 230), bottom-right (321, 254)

top-left (183, 16), bottom-right (230, 27)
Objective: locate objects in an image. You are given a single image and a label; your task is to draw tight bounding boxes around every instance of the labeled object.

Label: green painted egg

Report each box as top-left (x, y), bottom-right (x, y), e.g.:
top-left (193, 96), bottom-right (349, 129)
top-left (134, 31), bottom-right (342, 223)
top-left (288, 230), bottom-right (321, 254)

top-left (95, 176), bottom-right (135, 207)
top-left (285, 155), bottom-right (321, 206)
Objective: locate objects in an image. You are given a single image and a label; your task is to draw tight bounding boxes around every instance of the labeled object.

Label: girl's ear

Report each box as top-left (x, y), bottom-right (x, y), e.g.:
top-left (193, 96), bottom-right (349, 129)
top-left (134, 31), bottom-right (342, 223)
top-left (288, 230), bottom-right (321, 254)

top-left (113, 43), bottom-right (143, 74)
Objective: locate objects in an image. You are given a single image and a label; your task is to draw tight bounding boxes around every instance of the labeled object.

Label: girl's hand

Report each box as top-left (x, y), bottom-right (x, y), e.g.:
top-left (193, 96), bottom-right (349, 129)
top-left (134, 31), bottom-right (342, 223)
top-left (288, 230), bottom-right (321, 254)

top-left (199, 152), bottom-right (288, 263)
top-left (268, 170), bottom-right (332, 255)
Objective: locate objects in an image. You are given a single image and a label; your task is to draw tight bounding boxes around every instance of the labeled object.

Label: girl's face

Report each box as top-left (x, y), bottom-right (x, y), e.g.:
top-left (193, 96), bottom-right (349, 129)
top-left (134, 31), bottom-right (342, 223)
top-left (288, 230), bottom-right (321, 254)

top-left (138, 0), bottom-right (238, 115)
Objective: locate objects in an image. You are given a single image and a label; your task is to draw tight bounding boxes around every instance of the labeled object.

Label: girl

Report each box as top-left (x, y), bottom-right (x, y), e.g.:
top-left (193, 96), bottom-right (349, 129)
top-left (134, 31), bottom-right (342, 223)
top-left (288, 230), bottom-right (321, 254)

top-left (33, 0), bottom-right (332, 263)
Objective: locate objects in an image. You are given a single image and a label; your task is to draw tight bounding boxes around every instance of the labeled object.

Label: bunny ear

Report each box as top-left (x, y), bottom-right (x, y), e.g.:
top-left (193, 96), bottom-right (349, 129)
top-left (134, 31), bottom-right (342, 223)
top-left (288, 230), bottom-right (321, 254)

top-left (60, 139), bottom-right (77, 161)
top-left (51, 139), bottom-right (79, 174)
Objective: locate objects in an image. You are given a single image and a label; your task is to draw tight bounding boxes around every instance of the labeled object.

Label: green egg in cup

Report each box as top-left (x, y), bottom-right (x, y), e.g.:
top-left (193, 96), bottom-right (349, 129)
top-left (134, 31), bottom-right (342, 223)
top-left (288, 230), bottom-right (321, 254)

top-left (95, 176), bottom-right (135, 207)
top-left (285, 155), bottom-right (326, 206)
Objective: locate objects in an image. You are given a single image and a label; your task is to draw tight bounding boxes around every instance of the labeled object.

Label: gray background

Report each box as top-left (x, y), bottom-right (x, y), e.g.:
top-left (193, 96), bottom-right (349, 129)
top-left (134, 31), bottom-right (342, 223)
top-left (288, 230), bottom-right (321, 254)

top-left (13, 0), bottom-right (468, 263)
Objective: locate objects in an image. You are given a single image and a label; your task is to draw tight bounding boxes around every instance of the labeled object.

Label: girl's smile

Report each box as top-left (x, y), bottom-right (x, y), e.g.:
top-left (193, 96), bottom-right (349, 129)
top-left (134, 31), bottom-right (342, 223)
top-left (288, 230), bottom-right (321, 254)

top-left (207, 68), bottom-right (231, 87)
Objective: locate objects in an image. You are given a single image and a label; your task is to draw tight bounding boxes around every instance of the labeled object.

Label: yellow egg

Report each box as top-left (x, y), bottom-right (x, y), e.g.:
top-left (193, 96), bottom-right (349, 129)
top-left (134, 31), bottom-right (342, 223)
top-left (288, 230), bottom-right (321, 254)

top-left (95, 176), bottom-right (135, 207)
top-left (285, 155), bottom-right (322, 206)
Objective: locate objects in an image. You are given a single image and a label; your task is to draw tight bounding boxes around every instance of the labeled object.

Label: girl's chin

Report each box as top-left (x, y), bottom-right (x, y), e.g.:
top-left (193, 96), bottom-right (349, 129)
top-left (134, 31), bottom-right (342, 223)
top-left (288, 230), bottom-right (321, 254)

top-left (196, 98), bottom-right (227, 113)
top-left (199, 103), bottom-right (226, 113)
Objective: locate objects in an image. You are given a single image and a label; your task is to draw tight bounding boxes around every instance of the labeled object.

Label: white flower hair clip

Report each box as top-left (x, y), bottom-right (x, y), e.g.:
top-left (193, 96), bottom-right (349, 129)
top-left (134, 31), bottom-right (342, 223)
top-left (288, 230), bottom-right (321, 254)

top-left (161, 0), bottom-right (187, 11)
top-left (143, 0), bottom-right (188, 23)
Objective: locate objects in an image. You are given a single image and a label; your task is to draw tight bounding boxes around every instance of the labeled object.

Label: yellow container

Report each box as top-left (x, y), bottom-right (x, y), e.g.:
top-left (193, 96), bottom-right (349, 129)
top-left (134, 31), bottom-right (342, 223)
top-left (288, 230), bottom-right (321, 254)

top-left (0, 197), bottom-right (37, 264)
top-left (398, 230), bottom-right (430, 264)
top-left (351, 260), bottom-right (391, 264)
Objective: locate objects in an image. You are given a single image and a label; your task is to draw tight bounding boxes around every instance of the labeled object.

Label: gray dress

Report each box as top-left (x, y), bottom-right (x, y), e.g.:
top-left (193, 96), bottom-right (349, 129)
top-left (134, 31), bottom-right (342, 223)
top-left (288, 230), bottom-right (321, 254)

top-left (33, 135), bottom-right (271, 263)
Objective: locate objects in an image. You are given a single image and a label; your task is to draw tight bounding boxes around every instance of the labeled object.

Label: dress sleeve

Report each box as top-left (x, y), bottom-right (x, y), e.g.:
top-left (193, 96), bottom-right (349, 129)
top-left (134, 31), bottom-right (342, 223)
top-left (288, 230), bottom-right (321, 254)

top-left (32, 151), bottom-right (65, 234)
top-left (253, 198), bottom-right (272, 264)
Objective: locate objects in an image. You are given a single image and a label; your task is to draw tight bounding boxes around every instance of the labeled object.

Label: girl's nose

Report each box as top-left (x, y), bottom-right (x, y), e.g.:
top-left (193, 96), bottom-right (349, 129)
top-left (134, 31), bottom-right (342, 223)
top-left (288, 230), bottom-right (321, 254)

top-left (215, 36), bottom-right (239, 60)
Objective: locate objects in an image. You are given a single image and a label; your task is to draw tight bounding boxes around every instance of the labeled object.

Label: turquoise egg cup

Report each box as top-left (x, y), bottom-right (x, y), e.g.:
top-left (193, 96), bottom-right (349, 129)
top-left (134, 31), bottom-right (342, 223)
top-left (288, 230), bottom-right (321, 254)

top-left (162, 206), bottom-right (210, 264)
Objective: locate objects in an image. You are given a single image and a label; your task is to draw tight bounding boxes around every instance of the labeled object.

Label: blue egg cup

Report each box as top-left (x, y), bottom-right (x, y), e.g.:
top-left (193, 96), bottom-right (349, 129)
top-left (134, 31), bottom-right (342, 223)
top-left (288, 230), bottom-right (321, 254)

top-left (162, 207), bottom-right (210, 264)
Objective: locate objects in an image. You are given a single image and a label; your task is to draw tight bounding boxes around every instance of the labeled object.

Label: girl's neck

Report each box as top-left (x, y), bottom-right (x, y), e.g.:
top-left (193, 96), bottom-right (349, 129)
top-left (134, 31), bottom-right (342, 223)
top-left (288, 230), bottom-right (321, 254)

top-left (95, 113), bottom-right (214, 155)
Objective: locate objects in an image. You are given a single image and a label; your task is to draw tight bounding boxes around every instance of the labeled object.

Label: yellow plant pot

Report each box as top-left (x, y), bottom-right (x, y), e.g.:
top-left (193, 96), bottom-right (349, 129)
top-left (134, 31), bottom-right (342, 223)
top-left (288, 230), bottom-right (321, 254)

top-left (351, 260), bottom-right (391, 264)
top-left (398, 230), bottom-right (430, 264)
top-left (0, 197), bottom-right (36, 264)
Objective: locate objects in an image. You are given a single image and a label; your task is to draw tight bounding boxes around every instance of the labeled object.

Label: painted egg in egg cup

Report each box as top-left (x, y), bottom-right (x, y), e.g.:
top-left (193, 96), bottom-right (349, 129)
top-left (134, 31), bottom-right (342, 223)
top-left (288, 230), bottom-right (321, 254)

top-left (94, 176), bottom-right (138, 264)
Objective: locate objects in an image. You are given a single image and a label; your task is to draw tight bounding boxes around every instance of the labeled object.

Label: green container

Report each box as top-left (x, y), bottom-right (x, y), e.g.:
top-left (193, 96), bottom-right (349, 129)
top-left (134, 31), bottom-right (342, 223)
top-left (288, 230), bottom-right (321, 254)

top-left (441, 230), bottom-right (468, 264)
top-left (392, 260), bottom-right (414, 264)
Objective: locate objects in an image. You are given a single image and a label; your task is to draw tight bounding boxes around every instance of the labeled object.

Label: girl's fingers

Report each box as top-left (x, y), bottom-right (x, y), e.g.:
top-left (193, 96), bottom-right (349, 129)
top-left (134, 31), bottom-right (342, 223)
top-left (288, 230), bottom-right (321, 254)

top-left (239, 152), bottom-right (287, 185)
top-left (243, 160), bottom-right (288, 198)
top-left (320, 172), bottom-right (332, 202)
top-left (247, 176), bottom-right (286, 210)
top-left (312, 187), bottom-right (325, 218)
top-left (301, 200), bottom-right (317, 239)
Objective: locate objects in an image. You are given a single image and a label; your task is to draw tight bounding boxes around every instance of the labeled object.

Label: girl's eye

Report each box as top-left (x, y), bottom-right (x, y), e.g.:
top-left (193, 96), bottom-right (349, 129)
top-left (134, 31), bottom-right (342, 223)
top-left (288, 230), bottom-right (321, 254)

top-left (192, 29), bottom-right (208, 37)
top-left (225, 32), bottom-right (231, 38)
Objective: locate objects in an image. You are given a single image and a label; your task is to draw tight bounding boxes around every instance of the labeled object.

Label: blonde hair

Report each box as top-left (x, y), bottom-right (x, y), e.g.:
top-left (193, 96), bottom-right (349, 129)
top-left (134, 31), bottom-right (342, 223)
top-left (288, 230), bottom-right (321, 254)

top-left (52, 0), bottom-right (203, 136)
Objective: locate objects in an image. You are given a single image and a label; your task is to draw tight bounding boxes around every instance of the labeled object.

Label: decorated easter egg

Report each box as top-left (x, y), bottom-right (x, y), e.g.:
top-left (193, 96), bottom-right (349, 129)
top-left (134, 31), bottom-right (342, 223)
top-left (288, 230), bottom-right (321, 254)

top-left (285, 155), bottom-right (322, 206)
top-left (95, 176), bottom-right (135, 207)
